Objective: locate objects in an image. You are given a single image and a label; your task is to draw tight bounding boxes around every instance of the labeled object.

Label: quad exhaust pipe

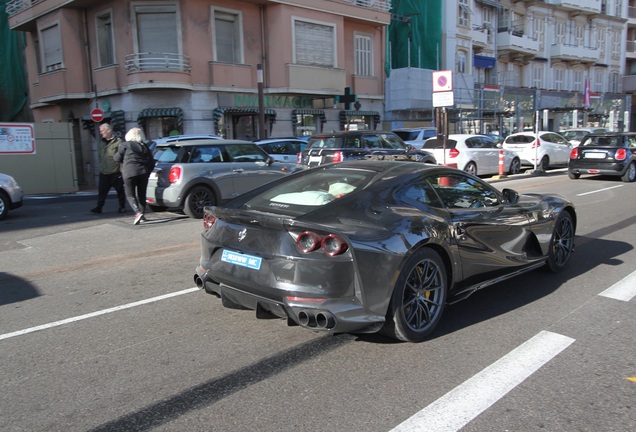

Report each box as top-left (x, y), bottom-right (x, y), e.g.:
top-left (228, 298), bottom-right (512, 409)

top-left (297, 310), bottom-right (335, 330)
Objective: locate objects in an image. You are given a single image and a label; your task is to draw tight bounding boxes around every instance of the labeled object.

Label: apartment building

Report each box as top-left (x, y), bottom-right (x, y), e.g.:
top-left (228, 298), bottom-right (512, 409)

top-left (5, 0), bottom-right (390, 187)
top-left (386, 0), bottom-right (631, 135)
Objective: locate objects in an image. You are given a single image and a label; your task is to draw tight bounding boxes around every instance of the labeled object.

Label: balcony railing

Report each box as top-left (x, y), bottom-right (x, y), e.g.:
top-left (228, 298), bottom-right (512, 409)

top-left (341, 0), bottom-right (391, 13)
top-left (124, 53), bottom-right (191, 73)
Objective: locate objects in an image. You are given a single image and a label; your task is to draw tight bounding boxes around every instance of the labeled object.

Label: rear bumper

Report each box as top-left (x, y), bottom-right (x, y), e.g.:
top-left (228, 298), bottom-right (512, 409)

top-left (194, 265), bottom-right (384, 334)
top-left (568, 161), bottom-right (627, 176)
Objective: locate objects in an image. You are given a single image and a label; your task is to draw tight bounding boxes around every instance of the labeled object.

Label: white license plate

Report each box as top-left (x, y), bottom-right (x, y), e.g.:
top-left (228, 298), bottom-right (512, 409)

top-left (309, 155), bottom-right (322, 164)
top-left (584, 152), bottom-right (605, 159)
top-left (221, 250), bottom-right (262, 270)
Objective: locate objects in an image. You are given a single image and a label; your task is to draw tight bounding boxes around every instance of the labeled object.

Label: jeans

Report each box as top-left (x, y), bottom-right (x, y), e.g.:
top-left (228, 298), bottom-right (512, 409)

top-left (96, 172), bottom-right (126, 210)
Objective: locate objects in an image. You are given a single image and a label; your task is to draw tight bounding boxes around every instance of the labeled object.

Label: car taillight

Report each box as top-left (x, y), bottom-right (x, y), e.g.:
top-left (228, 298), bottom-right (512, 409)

top-left (296, 231), bottom-right (348, 256)
top-left (615, 148), bottom-right (627, 160)
top-left (531, 140), bottom-right (540, 149)
top-left (332, 151), bottom-right (344, 163)
top-left (570, 148), bottom-right (579, 159)
top-left (168, 166), bottom-right (182, 183)
top-left (203, 212), bottom-right (216, 230)
top-left (449, 148), bottom-right (460, 158)
top-left (297, 152), bottom-right (302, 164)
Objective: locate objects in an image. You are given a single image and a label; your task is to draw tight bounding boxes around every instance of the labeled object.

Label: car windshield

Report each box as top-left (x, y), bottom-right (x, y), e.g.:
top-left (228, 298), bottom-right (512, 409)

top-left (242, 167), bottom-right (377, 215)
top-left (561, 131), bottom-right (587, 140)
top-left (393, 131), bottom-right (419, 141)
top-left (307, 137), bottom-right (340, 149)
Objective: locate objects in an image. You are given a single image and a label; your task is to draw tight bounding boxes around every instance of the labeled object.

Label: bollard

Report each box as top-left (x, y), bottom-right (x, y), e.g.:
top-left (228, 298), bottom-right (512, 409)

top-left (498, 149), bottom-right (505, 176)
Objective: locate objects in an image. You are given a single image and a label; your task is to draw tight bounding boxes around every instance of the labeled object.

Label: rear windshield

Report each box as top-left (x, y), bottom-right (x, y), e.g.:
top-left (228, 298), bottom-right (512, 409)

top-left (393, 131), bottom-right (420, 141)
top-left (154, 145), bottom-right (190, 163)
top-left (580, 136), bottom-right (632, 147)
top-left (504, 135), bottom-right (535, 144)
top-left (243, 167), bottom-right (377, 215)
top-left (422, 139), bottom-right (458, 149)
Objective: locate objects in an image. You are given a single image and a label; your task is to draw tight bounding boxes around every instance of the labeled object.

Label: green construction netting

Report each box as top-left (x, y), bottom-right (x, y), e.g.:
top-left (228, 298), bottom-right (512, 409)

top-left (386, 0), bottom-right (442, 76)
top-left (0, 0), bottom-right (28, 121)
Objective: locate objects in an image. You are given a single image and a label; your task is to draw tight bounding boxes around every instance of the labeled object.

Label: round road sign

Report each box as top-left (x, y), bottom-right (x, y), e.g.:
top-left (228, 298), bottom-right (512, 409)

top-left (90, 108), bottom-right (104, 122)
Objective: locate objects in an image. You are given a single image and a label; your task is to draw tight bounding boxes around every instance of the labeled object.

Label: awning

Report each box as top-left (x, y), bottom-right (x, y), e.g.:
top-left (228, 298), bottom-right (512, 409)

top-left (474, 55), bottom-right (496, 69)
top-left (212, 107), bottom-right (277, 135)
top-left (339, 110), bottom-right (381, 130)
top-left (291, 109), bottom-right (326, 124)
top-left (137, 107), bottom-right (183, 128)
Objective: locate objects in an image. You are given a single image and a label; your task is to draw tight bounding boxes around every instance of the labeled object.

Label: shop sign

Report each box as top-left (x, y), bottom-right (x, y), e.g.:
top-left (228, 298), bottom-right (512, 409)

top-left (234, 94), bottom-right (313, 109)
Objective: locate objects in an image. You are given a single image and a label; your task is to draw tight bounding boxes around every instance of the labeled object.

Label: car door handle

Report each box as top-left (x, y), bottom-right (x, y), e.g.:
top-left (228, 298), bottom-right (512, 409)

top-left (233, 168), bottom-right (245, 173)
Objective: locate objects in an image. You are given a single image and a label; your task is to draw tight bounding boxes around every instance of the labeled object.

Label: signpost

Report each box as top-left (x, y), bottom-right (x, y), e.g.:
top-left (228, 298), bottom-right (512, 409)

top-left (432, 70), bottom-right (453, 165)
top-left (90, 108), bottom-right (104, 123)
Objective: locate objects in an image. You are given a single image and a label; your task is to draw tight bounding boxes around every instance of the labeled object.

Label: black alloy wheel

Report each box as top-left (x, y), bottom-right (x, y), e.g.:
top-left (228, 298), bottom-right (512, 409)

top-left (382, 248), bottom-right (447, 342)
top-left (545, 211), bottom-right (575, 272)
top-left (184, 185), bottom-right (216, 219)
top-left (621, 162), bottom-right (636, 182)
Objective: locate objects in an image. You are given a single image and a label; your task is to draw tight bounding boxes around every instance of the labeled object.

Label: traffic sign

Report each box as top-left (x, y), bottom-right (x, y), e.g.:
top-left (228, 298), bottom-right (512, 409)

top-left (90, 108), bottom-right (104, 122)
top-left (432, 70), bottom-right (453, 92)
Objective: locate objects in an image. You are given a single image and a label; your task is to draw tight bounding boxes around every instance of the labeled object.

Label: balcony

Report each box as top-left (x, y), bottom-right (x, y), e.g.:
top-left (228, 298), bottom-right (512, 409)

top-left (622, 74), bottom-right (636, 92)
top-left (627, 41), bottom-right (636, 60)
top-left (545, 0), bottom-right (601, 15)
top-left (124, 53), bottom-right (192, 91)
top-left (340, 0), bottom-right (391, 13)
top-left (550, 43), bottom-right (598, 63)
top-left (496, 31), bottom-right (540, 57)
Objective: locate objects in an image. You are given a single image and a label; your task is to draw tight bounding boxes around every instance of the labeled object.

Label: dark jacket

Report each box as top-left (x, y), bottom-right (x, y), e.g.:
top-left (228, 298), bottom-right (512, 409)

top-left (113, 140), bottom-right (155, 179)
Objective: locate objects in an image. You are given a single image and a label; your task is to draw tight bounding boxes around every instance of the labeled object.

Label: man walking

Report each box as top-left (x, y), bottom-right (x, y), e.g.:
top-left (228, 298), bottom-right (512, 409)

top-left (91, 123), bottom-right (127, 214)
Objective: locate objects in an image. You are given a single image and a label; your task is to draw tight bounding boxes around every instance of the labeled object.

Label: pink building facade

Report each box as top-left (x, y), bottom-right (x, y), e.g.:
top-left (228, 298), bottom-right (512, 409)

top-left (7, 0), bottom-right (390, 186)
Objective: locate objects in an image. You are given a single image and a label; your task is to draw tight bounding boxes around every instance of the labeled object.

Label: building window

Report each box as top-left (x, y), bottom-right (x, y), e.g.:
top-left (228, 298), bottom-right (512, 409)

top-left (133, 4), bottom-right (180, 67)
top-left (354, 34), bottom-right (372, 76)
top-left (40, 23), bottom-right (63, 72)
top-left (294, 19), bottom-right (335, 67)
top-left (213, 8), bottom-right (243, 63)
top-left (612, 30), bottom-right (621, 60)
top-left (610, 72), bottom-right (619, 92)
top-left (96, 11), bottom-right (115, 66)
top-left (532, 65), bottom-right (543, 88)
top-left (534, 15), bottom-right (545, 50)
top-left (456, 50), bottom-right (467, 74)
top-left (573, 70), bottom-right (583, 92)
top-left (554, 68), bottom-right (564, 91)
top-left (458, 0), bottom-right (471, 28)
top-left (555, 21), bottom-right (565, 44)
top-left (575, 24), bottom-right (584, 46)
top-left (594, 68), bottom-right (604, 93)
top-left (598, 27), bottom-right (606, 53)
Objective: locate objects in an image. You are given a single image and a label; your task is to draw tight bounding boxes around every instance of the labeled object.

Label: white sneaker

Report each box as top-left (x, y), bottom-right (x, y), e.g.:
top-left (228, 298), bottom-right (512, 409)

top-left (133, 212), bottom-right (143, 225)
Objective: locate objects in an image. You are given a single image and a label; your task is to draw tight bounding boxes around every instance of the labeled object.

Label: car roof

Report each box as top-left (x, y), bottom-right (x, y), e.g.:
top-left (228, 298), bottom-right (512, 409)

top-left (154, 138), bottom-right (254, 147)
top-left (152, 134), bottom-right (223, 144)
top-left (310, 130), bottom-right (398, 138)
top-left (584, 132), bottom-right (636, 137)
top-left (392, 127), bottom-right (436, 131)
top-left (254, 138), bottom-right (307, 144)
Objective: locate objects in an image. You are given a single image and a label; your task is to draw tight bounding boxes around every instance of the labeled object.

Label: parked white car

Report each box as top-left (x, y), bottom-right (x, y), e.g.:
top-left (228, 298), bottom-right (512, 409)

top-left (422, 134), bottom-right (521, 176)
top-left (0, 172), bottom-right (24, 220)
top-left (502, 131), bottom-right (572, 170)
top-left (560, 127), bottom-right (611, 147)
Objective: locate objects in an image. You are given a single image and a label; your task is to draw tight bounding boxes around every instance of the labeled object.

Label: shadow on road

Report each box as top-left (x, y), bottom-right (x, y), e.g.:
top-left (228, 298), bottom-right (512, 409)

top-left (0, 272), bottom-right (41, 306)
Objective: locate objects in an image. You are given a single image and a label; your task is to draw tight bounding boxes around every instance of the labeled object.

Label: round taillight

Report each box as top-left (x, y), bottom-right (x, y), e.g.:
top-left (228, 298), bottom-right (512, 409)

top-left (168, 166), bottom-right (182, 183)
top-left (615, 148), bottom-right (627, 161)
top-left (570, 148), bottom-right (579, 159)
top-left (203, 213), bottom-right (216, 230)
top-left (322, 234), bottom-right (348, 256)
top-left (297, 231), bottom-right (322, 253)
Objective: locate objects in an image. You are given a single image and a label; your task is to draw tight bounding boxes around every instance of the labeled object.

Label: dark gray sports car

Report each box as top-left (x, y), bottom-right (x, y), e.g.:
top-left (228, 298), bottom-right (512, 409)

top-left (194, 160), bottom-right (576, 342)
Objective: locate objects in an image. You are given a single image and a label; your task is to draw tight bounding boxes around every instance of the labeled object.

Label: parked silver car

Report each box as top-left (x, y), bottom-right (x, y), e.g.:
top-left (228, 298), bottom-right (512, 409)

top-left (0, 172), bottom-right (24, 220)
top-left (254, 138), bottom-right (307, 162)
top-left (146, 139), bottom-right (303, 218)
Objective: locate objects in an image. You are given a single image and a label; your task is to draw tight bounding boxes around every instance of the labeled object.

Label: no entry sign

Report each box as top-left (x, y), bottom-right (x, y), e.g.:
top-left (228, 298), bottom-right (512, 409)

top-left (90, 108), bottom-right (104, 122)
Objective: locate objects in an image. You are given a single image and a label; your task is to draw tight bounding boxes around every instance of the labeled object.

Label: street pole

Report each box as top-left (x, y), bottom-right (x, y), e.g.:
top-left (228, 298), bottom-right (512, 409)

top-left (257, 64), bottom-right (265, 140)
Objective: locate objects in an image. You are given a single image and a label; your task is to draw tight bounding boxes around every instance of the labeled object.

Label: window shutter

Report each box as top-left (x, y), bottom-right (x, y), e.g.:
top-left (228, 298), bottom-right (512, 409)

top-left (137, 6), bottom-right (178, 54)
top-left (215, 12), bottom-right (237, 62)
top-left (42, 25), bottom-right (62, 71)
top-left (295, 21), bottom-right (334, 67)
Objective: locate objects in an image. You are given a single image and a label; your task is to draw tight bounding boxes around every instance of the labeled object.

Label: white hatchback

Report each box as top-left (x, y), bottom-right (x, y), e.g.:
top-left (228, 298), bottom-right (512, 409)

top-left (422, 134), bottom-right (521, 176)
top-left (502, 131), bottom-right (572, 170)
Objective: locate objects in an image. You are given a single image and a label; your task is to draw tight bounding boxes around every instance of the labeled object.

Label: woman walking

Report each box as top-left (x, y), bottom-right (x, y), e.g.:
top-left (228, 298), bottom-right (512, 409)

top-left (114, 128), bottom-right (155, 225)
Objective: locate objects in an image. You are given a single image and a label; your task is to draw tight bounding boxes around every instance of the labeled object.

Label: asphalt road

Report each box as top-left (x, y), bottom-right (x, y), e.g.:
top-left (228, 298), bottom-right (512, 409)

top-left (1, 169), bottom-right (635, 432)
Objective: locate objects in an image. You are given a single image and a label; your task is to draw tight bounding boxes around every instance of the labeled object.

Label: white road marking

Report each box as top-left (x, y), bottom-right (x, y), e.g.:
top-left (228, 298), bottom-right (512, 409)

top-left (599, 271), bottom-right (636, 301)
top-left (389, 331), bottom-right (575, 432)
top-left (576, 184), bottom-right (623, 196)
top-left (0, 287), bottom-right (199, 341)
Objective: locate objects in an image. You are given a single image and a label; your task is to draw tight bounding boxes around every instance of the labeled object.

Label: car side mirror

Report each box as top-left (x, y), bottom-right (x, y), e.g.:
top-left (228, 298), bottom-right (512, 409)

top-left (502, 188), bottom-right (519, 204)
